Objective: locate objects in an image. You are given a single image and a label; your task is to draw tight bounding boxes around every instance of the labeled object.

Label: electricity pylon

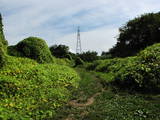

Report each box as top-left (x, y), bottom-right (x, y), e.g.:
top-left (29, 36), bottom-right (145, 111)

top-left (76, 26), bottom-right (82, 54)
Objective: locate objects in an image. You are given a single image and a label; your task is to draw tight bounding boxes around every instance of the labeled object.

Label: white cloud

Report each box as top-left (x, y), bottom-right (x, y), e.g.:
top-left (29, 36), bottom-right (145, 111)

top-left (1, 0), bottom-right (160, 54)
top-left (56, 26), bottom-right (118, 54)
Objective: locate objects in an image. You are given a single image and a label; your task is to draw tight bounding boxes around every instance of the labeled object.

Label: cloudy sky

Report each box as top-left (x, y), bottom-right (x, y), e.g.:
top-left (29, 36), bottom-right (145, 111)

top-left (1, 0), bottom-right (160, 54)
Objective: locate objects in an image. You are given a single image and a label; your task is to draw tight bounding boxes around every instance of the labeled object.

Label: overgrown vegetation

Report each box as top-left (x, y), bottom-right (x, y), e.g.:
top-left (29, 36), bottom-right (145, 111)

top-left (0, 13), bottom-right (8, 67)
top-left (50, 44), bottom-right (70, 59)
top-left (78, 51), bottom-right (99, 62)
top-left (1, 11), bottom-right (160, 120)
top-left (74, 57), bottom-right (84, 67)
top-left (53, 68), bottom-right (160, 120)
top-left (8, 37), bottom-right (54, 64)
top-left (86, 43), bottom-right (160, 92)
top-left (0, 56), bottom-right (80, 119)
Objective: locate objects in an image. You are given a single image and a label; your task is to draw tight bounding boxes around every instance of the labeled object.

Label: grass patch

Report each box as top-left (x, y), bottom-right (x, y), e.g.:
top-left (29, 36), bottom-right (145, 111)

top-left (84, 91), bottom-right (160, 120)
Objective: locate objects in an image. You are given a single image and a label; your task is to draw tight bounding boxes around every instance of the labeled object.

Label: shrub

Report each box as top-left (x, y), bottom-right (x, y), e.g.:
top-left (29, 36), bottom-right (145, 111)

top-left (78, 51), bottom-right (99, 62)
top-left (114, 44), bottom-right (160, 92)
top-left (86, 60), bottom-right (103, 71)
top-left (0, 56), bottom-right (80, 119)
top-left (65, 54), bottom-right (73, 60)
top-left (7, 46), bottom-right (22, 57)
top-left (74, 57), bottom-right (84, 67)
top-left (50, 44), bottom-right (69, 58)
top-left (86, 43), bottom-right (160, 92)
top-left (0, 44), bottom-right (7, 68)
top-left (8, 37), bottom-right (54, 64)
top-left (54, 58), bottom-right (74, 67)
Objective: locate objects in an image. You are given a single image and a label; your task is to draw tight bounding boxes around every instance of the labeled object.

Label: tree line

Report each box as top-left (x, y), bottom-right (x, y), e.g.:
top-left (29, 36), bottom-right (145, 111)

top-left (50, 12), bottom-right (160, 61)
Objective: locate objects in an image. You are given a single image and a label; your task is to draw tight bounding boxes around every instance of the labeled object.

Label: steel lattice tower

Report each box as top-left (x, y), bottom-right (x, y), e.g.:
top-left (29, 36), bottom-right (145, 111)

top-left (76, 26), bottom-right (82, 54)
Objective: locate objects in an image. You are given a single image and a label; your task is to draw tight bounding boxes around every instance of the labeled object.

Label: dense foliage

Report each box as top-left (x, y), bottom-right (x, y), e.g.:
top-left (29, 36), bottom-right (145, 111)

top-left (78, 51), bottom-right (99, 62)
top-left (101, 51), bottom-right (113, 59)
top-left (74, 57), bottom-right (84, 67)
top-left (86, 43), bottom-right (160, 92)
top-left (109, 12), bottom-right (160, 57)
top-left (0, 13), bottom-right (8, 67)
top-left (50, 44), bottom-right (70, 58)
top-left (0, 56), bottom-right (80, 119)
top-left (8, 37), bottom-right (54, 63)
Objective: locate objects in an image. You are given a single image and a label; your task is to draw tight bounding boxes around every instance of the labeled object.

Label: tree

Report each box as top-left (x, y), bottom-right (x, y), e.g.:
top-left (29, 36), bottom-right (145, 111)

top-left (8, 37), bottom-right (54, 63)
top-left (101, 51), bottom-right (112, 59)
top-left (0, 13), bottom-right (8, 67)
top-left (109, 12), bottom-right (160, 57)
top-left (74, 57), bottom-right (84, 67)
top-left (50, 45), bottom-right (69, 58)
top-left (78, 51), bottom-right (99, 62)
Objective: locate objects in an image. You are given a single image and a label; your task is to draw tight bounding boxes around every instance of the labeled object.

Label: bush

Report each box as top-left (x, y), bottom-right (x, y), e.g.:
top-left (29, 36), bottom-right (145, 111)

top-left (50, 45), bottom-right (69, 58)
top-left (86, 43), bottom-right (160, 92)
top-left (0, 56), bottom-right (80, 119)
top-left (8, 37), bottom-right (54, 64)
top-left (0, 43), bottom-right (7, 68)
top-left (54, 58), bottom-right (74, 67)
top-left (7, 46), bottom-right (21, 57)
top-left (115, 44), bottom-right (160, 92)
top-left (74, 57), bottom-right (84, 67)
top-left (78, 51), bottom-right (99, 62)
top-left (65, 54), bottom-right (72, 60)
top-left (86, 60), bottom-right (103, 71)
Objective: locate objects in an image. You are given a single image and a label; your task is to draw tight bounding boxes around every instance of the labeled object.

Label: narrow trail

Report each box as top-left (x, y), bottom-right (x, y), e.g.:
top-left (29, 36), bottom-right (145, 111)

top-left (53, 68), bottom-right (106, 120)
top-left (68, 88), bottom-right (105, 107)
top-left (64, 88), bottom-right (105, 120)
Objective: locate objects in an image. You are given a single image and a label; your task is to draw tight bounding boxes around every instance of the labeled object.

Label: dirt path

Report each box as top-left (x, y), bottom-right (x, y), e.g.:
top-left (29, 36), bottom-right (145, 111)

top-left (64, 88), bottom-right (105, 120)
top-left (68, 88), bottom-right (105, 107)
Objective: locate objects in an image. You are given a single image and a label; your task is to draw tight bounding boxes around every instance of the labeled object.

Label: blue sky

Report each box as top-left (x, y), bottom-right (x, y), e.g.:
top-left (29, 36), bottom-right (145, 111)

top-left (1, 0), bottom-right (160, 54)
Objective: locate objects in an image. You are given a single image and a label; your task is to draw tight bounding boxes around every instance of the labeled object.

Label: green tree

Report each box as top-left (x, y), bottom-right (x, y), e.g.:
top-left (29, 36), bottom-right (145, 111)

top-left (110, 12), bottom-right (160, 57)
top-left (0, 13), bottom-right (8, 67)
top-left (8, 37), bottom-right (54, 63)
top-left (78, 51), bottom-right (99, 62)
top-left (74, 57), bottom-right (84, 67)
top-left (50, 44), bottom-right (69, 58)
top-left (101, 51), bottom-right (112, 59)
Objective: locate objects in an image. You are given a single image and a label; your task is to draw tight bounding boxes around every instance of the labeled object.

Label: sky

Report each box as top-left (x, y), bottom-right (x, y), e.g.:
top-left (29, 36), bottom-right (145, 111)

top-left (1, 0), bottom-right (160, 54)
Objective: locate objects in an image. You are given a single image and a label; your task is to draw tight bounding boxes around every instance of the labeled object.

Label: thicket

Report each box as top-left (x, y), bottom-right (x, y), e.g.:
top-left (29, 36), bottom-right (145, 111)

top-left (8, 37), bottom-right (54, 63)
top-left (74, 57), bottom-right (84, 67)
top-left (50, 44), bottom-right (70, 59)
top-left (78, 51), bottom-right (99, 62)
top-left (0, 56), bottom-right (80, 119)
top-left (86, 43), bottom-right (160, 92)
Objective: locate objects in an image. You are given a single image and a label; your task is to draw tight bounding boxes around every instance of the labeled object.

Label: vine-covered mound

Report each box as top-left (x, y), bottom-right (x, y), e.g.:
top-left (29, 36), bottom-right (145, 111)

top-left (8, 37), bottom-right (54, 63)
top-left (86, 43), bottom-right (160, 92)
top-left (0, 56), bottom-right (80, 119)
